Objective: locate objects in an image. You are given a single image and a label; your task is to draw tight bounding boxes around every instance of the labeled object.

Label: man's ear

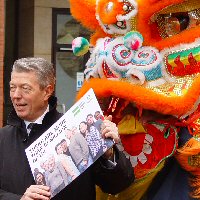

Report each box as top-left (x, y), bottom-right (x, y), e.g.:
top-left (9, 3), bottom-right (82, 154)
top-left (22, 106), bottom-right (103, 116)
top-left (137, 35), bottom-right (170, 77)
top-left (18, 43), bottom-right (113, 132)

top-left (44, 85), bottom-right (54, 100)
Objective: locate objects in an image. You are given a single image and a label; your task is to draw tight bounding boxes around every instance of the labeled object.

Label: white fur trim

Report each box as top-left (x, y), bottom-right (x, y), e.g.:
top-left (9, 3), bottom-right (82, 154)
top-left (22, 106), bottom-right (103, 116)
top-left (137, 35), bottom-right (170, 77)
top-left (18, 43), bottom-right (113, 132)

top-left (160, 38), bottom-right (200, 59)
top-left (126, 68), bottom-right (145, 85)
top-left (132, 46), bottom-right (162, 70)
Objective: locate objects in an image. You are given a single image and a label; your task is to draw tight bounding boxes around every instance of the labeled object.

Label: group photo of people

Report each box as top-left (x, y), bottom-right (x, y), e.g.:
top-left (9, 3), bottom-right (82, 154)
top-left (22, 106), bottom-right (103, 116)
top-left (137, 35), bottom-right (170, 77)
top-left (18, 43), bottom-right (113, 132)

top-left (32, 110), bottom-right (114, 197)
top-left (34, 138), bottom-right (80, 198)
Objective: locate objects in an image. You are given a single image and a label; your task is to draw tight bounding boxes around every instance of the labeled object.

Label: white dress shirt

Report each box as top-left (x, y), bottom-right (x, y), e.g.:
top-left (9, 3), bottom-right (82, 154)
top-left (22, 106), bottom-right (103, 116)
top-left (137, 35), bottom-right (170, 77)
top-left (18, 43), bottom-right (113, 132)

top-left (24, 105), bottom-right (49, 135)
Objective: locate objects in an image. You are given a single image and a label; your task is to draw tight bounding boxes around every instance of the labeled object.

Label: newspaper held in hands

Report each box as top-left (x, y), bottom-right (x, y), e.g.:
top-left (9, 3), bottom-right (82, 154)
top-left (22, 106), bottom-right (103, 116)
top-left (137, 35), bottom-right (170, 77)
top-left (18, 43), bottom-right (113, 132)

top-left (25, 88), bottom-right (114, 198)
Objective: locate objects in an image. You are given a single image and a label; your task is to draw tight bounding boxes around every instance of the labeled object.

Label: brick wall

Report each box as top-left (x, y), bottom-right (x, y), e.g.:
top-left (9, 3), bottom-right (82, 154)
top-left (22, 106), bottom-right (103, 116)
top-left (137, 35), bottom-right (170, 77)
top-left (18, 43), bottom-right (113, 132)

top-left (0, 0), bottom-right (4, 127)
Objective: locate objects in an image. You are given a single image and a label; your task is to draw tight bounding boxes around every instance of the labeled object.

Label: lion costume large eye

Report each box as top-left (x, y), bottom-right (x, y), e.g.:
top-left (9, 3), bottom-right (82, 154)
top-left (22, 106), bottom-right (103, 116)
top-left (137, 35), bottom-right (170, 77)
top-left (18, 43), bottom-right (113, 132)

top-left (123, 1), bottom-right (134, 13)
top-left (152, 8), bottom-right (200, 39)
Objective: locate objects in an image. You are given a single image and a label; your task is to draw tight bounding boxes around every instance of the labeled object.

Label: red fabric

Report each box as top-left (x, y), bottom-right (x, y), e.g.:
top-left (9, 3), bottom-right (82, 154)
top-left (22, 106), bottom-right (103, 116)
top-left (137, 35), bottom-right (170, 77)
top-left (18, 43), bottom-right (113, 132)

top-left (120, 121), bottom-right (178, 177)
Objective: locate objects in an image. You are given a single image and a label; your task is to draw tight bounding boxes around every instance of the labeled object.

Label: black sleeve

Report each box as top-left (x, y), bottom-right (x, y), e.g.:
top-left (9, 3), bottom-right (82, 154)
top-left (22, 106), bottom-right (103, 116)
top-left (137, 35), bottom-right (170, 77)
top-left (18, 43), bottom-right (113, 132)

top-left (0, 189), bottom-right (22, 200)
top-left (0, 130), bottom-right (22, 200)
top-left (92, 145), bottom-right (134, 195)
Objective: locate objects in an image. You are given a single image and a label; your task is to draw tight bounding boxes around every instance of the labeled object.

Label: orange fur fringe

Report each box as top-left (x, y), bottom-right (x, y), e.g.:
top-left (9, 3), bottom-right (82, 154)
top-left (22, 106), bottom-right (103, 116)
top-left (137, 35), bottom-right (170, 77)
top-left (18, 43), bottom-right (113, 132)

top-left (76, 77), bottom-right (200, 116)
top-left (90, 31), bottom-right (109, 46)
top-left (69, 0), bottom-right (99, 31)
top-left (175, 137), bottom-right (200, 199)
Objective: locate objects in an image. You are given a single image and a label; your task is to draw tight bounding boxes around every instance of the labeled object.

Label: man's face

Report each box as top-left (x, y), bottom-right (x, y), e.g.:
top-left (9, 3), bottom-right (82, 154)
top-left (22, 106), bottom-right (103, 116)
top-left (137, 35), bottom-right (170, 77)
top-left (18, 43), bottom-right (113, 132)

top-left (71, 127), bottom-right (77, 134)
top-left (79, 122), bottom-right (87, 134)
top-left (94, 112), bottom-right (100, 120)
top-left (61, 141), bottom-right (67, 152)
top-left (10, 71), bottom-right (52, 121)
top-left (86, 115), bottom-right (94, 125)
top-left (48, 156), bottom-right (55, 172)
top-left (36, 173), bottom-right (43, 183)
top-left (41, 160), bottom-right (49, 171)
top-left (65, 129), bottom-right (73, 139)
top-left (56, 143), bottom-right (63, 155)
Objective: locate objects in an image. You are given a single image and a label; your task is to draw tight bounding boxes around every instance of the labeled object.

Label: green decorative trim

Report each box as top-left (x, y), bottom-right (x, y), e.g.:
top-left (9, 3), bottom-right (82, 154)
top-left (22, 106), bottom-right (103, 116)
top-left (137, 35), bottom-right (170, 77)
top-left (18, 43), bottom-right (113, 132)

top-left (164, 128), bottom-right (170, 138)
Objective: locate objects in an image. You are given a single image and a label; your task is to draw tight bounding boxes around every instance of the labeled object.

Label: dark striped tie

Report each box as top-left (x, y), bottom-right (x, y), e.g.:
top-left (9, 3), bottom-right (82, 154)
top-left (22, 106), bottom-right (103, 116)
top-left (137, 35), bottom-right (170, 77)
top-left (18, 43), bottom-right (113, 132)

top-left (27, 123), bottom-right (36, 130)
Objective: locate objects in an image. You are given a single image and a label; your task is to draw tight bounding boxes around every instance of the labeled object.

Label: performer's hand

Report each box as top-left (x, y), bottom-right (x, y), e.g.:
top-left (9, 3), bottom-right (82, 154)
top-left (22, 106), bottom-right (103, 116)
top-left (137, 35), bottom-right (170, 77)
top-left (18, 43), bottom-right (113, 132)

top-left (20, 185), bottom-right (51, 200)
top-left (101, 115), bottom-right (120, 143)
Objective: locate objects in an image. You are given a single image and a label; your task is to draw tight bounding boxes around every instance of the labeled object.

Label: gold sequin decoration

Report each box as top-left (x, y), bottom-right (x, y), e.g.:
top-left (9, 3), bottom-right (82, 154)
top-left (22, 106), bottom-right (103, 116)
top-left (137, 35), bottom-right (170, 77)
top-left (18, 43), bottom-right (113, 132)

top-left (194, 133), bottom-right (200, 141)
top-left (130, 16), bottom-right (137, 31)
top-left (195, 118), bottom-right (200, 126)
top-left (188, 154), bottom-right (200, 167)
top-left (148, 76), bottom-right (195, 97)
top-left (154, 14), bottom-right (169, 38)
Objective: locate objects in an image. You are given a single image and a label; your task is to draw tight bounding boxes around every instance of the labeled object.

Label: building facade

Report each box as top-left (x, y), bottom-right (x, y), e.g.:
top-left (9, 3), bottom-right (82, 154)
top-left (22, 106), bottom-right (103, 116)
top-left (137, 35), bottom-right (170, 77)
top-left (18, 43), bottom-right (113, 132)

top-left (0, 0), bottom-right (4, 127)
top-left (1, 0), bottom-right (89, 126)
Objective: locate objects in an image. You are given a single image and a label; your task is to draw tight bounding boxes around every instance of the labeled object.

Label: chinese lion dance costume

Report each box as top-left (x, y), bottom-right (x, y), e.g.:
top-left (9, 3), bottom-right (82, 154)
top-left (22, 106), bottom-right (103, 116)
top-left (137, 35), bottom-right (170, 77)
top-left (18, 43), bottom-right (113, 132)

top-left (69, 0), bottom-right (200, 199)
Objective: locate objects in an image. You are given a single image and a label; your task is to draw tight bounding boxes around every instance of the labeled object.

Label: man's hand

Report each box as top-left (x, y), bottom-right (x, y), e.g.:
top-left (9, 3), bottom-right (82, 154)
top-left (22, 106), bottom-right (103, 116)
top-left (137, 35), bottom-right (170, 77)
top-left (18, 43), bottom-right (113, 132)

top-left (21, 185), bottom-right (51, 200)
top-left (101, 115), bottom-right (120, 143)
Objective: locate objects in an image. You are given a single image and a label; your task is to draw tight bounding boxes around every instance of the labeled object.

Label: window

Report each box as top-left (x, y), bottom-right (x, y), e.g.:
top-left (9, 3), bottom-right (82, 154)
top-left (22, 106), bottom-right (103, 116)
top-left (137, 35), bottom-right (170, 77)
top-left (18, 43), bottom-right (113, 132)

top-left (52, 8), bottom-right (91, 112)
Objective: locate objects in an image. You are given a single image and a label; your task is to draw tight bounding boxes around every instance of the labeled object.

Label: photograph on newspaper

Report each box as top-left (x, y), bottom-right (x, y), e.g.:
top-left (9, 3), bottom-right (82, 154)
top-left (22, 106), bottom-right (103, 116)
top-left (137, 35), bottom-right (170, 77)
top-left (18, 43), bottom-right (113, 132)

top-left (25, 88), bottom-right (114, 198)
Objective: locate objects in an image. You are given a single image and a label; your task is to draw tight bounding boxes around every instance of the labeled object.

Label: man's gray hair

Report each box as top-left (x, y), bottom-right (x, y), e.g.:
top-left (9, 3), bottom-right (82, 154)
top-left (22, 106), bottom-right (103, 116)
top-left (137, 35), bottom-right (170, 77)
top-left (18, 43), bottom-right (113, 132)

top-left (12, 57), bottom-right (55, 89)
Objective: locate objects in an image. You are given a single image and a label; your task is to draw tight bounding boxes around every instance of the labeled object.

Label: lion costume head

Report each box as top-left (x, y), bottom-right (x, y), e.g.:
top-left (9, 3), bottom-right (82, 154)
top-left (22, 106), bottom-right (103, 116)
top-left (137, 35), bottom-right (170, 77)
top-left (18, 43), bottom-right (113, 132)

top-left (70, 0), bottom-right (200, 199)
